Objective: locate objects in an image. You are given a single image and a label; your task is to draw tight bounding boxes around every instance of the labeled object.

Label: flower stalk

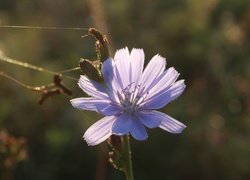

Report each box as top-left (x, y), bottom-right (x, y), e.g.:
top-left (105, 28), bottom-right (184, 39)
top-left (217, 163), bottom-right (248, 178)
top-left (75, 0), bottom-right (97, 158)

top-left (108, 135), bottom-right (134, 180)
top-left (123, 134), bottom-right (134, 180)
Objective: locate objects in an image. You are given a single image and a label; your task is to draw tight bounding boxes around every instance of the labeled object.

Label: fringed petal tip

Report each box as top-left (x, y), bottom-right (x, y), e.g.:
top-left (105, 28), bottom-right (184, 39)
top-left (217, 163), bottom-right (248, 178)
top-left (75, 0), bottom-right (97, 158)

top-left (83, 134), bottom-right (108, 146)
top-left (159, 117), bottom-right (187, 134)
top-left (70, 98), bottom-right (83, 109)
top-left (131, 47), bottom-right (144, 52)
top-left (69, 99), bottom-right (74, 106)
top-left (178, 79), bottom-right (186, 89)
top-left (147, 111), bottom-right (186, 134)
top-left (83, 136), bottom-right (95, 146)
top-left (114, 47), bottom-right (129, 58)
top-left (82, 136), bottom-right (90, 146)
top-left (171, 124), bottom-right (187, 134)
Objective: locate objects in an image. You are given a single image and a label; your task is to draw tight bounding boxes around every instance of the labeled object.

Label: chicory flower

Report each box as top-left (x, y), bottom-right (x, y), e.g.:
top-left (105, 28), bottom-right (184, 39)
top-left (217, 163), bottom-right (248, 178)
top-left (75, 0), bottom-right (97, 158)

top-left (71, 47), bottom-right (186, 146)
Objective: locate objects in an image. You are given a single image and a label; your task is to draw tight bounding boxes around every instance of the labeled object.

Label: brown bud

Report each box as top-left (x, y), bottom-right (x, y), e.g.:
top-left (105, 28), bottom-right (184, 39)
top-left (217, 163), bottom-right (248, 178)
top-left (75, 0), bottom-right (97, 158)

top-left (108, 135), bottom-right (124, 151)
top-left (79, 59), bottom-right (103, 82)
top-left (89, 28), bottom-right (110, 63)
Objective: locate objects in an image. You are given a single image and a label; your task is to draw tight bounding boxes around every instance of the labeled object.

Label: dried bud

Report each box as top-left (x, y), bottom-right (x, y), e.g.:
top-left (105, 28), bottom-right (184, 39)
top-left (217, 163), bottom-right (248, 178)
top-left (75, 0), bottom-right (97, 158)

top-left (108, 135), bottom-right (125, 171)
top-left (89, 28), bottom-right (110, 63)
top-left (108, 135), bottom-right (124, 151)
top-left (53, 75), bottom-right (72, 96)
top-left (79, 59), bottom-right (103, 82)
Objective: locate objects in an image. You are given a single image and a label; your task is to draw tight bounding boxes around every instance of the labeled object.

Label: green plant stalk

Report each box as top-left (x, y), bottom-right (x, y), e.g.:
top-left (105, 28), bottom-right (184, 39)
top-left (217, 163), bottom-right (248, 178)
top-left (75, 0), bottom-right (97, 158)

top-left (123, 134), bottom-right (134, 180)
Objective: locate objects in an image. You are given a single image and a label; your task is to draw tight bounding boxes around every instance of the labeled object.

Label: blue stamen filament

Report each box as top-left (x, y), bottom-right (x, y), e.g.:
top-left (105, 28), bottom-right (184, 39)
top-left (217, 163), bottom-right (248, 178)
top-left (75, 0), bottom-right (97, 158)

top-left (119, 84), bottom-right (146, 115)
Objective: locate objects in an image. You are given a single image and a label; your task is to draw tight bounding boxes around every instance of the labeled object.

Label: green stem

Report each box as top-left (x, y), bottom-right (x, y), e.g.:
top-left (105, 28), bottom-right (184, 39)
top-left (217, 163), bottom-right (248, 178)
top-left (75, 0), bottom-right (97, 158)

top-left (123, 134), bottom-right (134, 180)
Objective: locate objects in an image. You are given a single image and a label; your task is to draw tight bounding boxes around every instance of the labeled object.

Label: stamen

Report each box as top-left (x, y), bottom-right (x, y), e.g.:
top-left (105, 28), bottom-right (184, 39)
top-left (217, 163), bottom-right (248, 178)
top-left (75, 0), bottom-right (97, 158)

top-left (119, 83), bottom-right (148, 115)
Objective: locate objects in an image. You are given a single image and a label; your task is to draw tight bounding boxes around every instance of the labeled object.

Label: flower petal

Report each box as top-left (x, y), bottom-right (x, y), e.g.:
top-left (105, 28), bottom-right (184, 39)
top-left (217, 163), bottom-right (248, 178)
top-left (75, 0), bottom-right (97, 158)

top-left (146, 67), bottom-right (179, 99)
top-left (143, 80), bottom-right (186, 109)
top-left (141, 54), bottom-right (166, 93)
top-left (96, 103), bottom-right (121, 116)
top-left (130, 117), bottom-right (148, 140)
top-left (102, 58), bottom-right (114, 88)
top-left (78, 75), bottom-right (111, 99)
top-left (83, 116), bottom-right (116, 146)
top-left (112, 114), bottom-right (132, 135)
top-left (169, 80), bottom-right (186, 100)
top-left (113, 47), bottom-right (131, 88)
top-left (130, 48), bottom-right (144, 86)
top-left (70, 97), bottom-right (109, 111)
top-left (157, 111), bottom-right (186, 134)
top-left (137, 110), bottom-right (162, 128)
top-left (102, 58), bottom-right (120, 93)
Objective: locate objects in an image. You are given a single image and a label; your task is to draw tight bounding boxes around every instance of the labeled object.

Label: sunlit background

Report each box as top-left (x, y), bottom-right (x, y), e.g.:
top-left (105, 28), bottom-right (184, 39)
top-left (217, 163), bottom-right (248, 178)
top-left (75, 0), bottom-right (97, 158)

top-left (1, 0), bottom-right (250, 179)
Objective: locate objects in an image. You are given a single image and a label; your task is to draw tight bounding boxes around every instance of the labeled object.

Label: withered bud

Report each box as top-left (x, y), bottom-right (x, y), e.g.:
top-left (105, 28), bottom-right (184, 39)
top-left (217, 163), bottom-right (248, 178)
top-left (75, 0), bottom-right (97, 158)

top-left (108, 135), bottom-right (124, 151)
top-left (79, 59), bottom-right (103, 82)
top-left (89, 28), bottom-right (105, 45)
top-left (38, 88), bottom-right (62, 105)
top-left (53, 75), bottom-right (72, 96)
top-left (89, 28), bottom-right (110, 63)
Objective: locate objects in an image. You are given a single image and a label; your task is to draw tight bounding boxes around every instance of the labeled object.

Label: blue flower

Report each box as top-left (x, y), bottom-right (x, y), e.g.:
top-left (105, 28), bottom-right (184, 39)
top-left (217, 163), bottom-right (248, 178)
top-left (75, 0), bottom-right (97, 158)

top-left (71, 47), bottom-right (186, 146)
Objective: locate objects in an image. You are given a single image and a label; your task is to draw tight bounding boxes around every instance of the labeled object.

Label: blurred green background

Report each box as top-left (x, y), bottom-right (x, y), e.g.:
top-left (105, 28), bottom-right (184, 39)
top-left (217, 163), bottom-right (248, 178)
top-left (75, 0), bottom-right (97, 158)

top-left (0, 0), bottom-right (250, 179)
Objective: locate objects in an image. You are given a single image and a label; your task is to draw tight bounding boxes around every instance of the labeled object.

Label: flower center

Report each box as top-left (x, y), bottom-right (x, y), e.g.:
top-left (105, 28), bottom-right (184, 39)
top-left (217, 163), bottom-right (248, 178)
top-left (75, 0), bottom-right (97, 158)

top-left (119, 84), bottom-right (146, 115)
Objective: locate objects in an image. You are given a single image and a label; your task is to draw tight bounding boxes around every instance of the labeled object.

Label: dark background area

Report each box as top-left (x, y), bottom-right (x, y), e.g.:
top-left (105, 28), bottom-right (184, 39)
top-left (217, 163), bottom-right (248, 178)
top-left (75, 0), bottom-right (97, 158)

top-left (1, 0), bottom-right (250, 179)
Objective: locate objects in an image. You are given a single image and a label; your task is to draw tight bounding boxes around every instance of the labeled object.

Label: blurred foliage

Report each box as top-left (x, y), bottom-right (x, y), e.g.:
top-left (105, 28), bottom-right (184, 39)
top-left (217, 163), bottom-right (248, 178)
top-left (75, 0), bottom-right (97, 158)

top-left (0, 0), bottom-right (250, 179)
top-left (0, 129), bottom-right (27, 180)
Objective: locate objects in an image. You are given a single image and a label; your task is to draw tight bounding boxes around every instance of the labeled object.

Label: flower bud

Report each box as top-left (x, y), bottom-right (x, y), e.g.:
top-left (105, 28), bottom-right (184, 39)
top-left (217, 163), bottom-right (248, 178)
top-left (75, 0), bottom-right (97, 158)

top-left (89, 28), bottom-right (110, 63)
top-left (79, 59), bottom-right (102, 82)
